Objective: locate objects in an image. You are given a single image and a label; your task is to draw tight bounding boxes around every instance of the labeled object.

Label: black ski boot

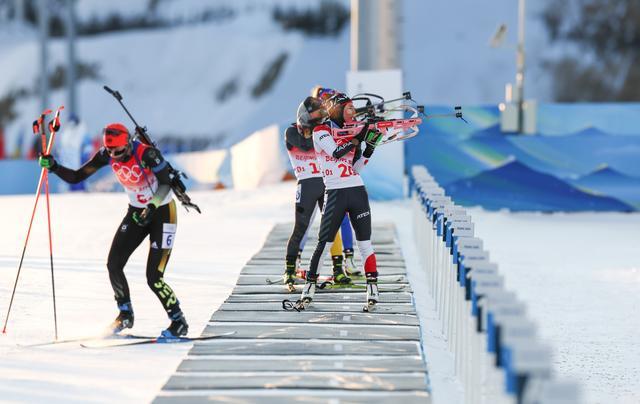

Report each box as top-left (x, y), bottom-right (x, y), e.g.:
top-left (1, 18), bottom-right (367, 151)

top-left (364, 272), bottom-right (379, 312)
top-left (297, 273), bottom-right (318, 310)
top-left (110, 302), bottom-right (134, 334)
top-left (331, 255), bottom-right (351, 284)
top-left (161, 311), bottom-right (189, 339)
top-left (284, 256), bottom-right (297, 291)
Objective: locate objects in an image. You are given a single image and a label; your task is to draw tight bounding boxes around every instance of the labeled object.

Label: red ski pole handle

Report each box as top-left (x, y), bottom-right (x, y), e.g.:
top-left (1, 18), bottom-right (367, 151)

top-left (37, 110), bottom-right (52, 152)
top-left (46, 106), bottom-right (64, 154)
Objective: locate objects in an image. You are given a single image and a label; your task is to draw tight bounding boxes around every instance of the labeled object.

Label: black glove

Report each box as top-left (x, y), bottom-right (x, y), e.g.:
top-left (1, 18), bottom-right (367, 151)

top-left (352, 143), bottom-right (362, 164)
top-left (363, 144), bottom-right (376, 158)
top-left (38, 154), bottom-right (58, 171)
top-left (354, 123), bottom-right (369, 142)
top-left (363, 129), bottom-right (383, 158)
top-left (132, 204), bottom-right (157, 227)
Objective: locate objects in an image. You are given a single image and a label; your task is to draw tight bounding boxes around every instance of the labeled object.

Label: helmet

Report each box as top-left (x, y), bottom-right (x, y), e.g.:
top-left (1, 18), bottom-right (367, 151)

top-left (296, 96), bottom-right (327, 129)
top-left (102, 123), bottom-right (130, 148)
top-left (326, 93), bottom-right (353, 126)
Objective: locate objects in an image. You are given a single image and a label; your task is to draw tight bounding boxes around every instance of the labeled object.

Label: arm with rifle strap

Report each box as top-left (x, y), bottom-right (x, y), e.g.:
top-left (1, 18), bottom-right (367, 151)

top-left (141, 147), bottom-right (172, 206)
top-left (132, 147), bottom-right (173, 226)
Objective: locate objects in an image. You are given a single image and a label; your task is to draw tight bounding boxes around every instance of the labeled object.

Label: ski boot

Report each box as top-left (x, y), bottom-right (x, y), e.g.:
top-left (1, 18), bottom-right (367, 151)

top-left (363, 272), bottom-right (379, 312)
top-left (295, 274), bottom-right (317, 310)
top-left (161, 311), bottom-right (189, 339)
top-left (284, 256), bottom-right (297, 292)
top-left (110, 302), bottom-right (134, 334)
top-left (331, 255), bottom-right (351, 285)
top-left (343, 249), bottom-right (362, 277)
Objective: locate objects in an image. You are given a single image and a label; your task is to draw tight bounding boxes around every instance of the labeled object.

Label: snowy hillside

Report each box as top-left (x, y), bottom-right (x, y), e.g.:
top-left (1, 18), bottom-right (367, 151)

top-left (0, 0), bottom-right (350, 155)
top-left (0, 0), bottom-right (557, 156)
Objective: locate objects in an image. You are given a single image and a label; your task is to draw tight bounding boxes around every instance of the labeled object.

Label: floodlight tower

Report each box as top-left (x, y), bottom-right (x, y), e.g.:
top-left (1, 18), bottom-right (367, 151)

top-left (38, 0), bottom-right (49, 112)
top-left (65, 0), bottom-right (77, 117)
top-left (492, 0), bottom-right (537, 134)
top-left (349, 0), bottom-right (405, 198)
top-left (351, 0), bottom-right (402, 70)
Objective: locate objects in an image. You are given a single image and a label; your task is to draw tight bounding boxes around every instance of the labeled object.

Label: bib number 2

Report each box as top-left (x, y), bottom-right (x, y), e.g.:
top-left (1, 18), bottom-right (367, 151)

top-left (338, 163), bottom-right (355, 177)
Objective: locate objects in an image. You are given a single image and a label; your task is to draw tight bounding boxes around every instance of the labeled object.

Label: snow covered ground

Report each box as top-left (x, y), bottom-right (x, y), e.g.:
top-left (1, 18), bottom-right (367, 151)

top-left (468, 209), bottom-right (640, 404)
top-left (0, 184), bottom-right (638, 403)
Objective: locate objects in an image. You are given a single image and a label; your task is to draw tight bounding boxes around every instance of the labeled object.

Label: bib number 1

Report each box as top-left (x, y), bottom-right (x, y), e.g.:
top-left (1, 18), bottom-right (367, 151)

top-left (309, 162), bottom-right (320, 174)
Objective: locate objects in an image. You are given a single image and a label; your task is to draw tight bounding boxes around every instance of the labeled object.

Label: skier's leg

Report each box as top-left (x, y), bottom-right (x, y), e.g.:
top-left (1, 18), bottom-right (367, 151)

top-left (340, 213), bottom-right (359, 275)
top-left (145, 201), bottom-right (181, 315)
top-left (300, 186), bottom-right (324, 252)
top-left (299, 207), bottom-right (317, 253)
top-left (348, 187), bottom-right (377, 280)
top-left (145, 201), bottom-right (188, 337)
top-left (330, 230), bottom-right (348, 282)
top-left (286, 178), bottom-right (323, 280)
top-left (348, 186), bottom-right (378, 308)
top-left (106, 206), bottom-right (148, 332)
top-left (330, 228), bottom-right (343, 256)
top-left (340, 213), bottom-right (354, 251)
top-left (107, 206), bottom-right (148, 307)
top-left (307, 189), bottom-right (347, 280)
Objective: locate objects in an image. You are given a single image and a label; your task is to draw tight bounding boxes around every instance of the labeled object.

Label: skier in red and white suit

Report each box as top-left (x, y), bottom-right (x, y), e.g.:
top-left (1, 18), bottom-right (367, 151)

top-left (300, 93), bottom-right (382, 306)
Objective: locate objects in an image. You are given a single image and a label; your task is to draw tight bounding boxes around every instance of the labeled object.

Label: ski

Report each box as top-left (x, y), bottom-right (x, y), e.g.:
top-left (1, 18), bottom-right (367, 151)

top-left (265, 277), bottom-right (305, 285)
top-left (20, 333), bottom-right (153, 348)
top-left (317, 282), bottom-right (405, 291)
top-left (266, 275), bottom-right (404, 286)
top-left (317, 281), bottom-right (367, 290)
top-left (80, 331), bottom-right (236, 348)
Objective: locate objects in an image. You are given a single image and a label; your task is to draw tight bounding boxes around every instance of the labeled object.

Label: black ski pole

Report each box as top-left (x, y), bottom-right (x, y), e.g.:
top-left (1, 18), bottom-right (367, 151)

top-left (42, 106), bottom-right (63, 339)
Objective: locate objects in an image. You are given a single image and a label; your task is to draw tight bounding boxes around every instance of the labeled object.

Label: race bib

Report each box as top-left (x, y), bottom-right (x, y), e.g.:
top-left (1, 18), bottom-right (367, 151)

top-left (162, 223), bottom-right (177, 249)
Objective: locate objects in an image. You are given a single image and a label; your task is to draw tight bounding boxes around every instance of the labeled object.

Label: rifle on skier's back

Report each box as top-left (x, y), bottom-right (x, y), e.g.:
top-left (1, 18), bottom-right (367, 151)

top-left (103, 86), bottom-right (201, 213)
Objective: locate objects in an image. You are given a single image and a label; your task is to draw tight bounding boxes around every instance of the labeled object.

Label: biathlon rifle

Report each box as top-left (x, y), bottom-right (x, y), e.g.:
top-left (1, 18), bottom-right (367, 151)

top-left (103, 86), bottom-right (201, 213)
top-left (334, 91), bottom-right (466, 145)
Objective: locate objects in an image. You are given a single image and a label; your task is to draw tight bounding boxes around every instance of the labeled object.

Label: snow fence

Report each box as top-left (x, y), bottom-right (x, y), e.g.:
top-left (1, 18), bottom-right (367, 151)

top-left (410, 165), bottom-right (583, 404)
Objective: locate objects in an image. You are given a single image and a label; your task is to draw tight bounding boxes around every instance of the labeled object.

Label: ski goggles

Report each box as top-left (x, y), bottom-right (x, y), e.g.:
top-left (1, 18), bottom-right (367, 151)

top-left (104, 128), bottom-right (126, 136)
top-left (317, 87), bottom-right (337, 99)
top-left (107, 145), bottom-right (129, 158)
